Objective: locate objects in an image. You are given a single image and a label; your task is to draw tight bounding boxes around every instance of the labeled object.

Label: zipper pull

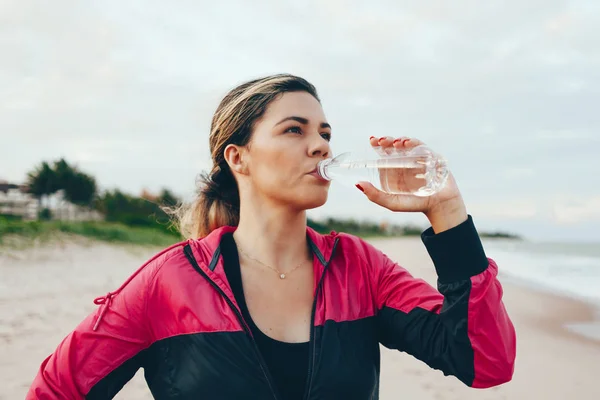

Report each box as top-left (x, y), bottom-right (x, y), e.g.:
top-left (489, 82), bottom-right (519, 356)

top-left (92, 292), bottom-right (114, 331)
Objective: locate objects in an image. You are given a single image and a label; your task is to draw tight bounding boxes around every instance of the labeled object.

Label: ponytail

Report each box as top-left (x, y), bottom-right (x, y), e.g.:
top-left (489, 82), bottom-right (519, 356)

top-left (171, 163), bottom-right (240, 239)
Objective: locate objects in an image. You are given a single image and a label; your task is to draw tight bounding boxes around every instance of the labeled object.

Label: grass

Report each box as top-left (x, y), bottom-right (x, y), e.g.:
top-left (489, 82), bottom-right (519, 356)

top-left (0, 218), bottom-right (182, 248)
top-left (0, 217), bottom-right (521, 251)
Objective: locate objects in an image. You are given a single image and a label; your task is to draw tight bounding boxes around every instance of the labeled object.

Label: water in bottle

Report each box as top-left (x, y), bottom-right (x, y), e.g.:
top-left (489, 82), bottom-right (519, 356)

top-left (316, 145), bottom-right (449, 196)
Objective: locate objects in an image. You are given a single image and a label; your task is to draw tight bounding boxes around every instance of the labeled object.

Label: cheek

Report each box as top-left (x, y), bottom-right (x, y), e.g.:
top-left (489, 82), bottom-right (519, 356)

top-left (250, 146), bottom-right (298, 179)
top-left (248, 151), bottom-right (295, 192)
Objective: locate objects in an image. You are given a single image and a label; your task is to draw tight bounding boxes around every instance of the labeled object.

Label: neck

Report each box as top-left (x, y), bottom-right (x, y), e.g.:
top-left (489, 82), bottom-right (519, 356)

top-left (233, 198), bottom-right (311, 274)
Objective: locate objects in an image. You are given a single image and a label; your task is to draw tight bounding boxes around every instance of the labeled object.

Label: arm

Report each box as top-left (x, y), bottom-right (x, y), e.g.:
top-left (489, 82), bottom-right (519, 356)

top-left (26, 245), bottom-right (177, 399)
top-left (375, 215), bottom-right (516, 388)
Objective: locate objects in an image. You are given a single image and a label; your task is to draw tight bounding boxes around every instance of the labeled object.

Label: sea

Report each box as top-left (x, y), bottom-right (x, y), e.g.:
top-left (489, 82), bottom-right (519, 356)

top-left (482, 239), bottom-right (600, 341)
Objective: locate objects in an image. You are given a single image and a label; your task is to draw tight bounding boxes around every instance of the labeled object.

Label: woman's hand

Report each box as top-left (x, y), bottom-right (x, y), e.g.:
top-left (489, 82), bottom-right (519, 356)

top-left (357, 136), bottom-right (468, 233)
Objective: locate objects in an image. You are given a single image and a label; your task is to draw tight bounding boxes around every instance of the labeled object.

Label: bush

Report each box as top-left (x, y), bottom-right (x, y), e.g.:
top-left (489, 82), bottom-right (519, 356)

top-left (38, 208), bottom-right (52, 220)
top-left (93, 189), bottom-right (180, 237)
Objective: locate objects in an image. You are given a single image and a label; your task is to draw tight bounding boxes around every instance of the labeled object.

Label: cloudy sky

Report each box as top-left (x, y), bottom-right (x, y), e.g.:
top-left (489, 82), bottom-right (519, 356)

top-left (1, 0), bottom-right (599, 242)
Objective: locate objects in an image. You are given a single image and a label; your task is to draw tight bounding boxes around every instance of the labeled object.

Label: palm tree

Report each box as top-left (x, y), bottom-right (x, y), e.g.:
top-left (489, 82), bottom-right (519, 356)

top-left (27, 159), bottom-right (98, 219)
top-left (66, 172), bottom-right (97, 206)
top-left (26, 162), bottom-right (58, 214)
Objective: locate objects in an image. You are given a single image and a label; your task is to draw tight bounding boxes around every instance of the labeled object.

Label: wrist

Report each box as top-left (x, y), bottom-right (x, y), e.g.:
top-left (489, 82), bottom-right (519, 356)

top-left (425, 198), bottom-right (468, 234)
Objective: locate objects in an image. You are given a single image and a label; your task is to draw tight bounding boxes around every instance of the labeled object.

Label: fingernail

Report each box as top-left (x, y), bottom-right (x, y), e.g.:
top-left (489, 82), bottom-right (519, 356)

top-left (393, 139), bottom-right (401, 144)
top-left (369, 136), bottom-right (375, 140)
top-left (378, 137), bottom-right (385, 144)
top-left (402, 138), bottom-right (411, 144)
top-left (355, 184), bottom-right (364, 192)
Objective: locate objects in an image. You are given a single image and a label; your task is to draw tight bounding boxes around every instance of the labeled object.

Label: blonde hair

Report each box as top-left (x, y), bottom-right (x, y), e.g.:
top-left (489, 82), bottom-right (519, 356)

top-left (171, 74), bottom-right (320, 239)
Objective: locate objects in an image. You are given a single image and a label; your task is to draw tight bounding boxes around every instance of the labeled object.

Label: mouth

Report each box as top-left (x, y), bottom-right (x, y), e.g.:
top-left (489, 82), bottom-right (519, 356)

top-left (307, 167), bottom-right (328, 182)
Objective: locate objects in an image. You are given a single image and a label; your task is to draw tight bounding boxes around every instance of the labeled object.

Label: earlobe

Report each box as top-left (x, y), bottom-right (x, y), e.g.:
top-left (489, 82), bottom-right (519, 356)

top-left (237, 156), bottom-right (249, 175)
top-left (232, 163), bottom-right (247, 175)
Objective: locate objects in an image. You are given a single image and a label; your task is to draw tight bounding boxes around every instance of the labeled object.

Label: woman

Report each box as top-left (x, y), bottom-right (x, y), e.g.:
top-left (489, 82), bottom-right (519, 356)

top-left (28, 74), bottom-right (516, 399)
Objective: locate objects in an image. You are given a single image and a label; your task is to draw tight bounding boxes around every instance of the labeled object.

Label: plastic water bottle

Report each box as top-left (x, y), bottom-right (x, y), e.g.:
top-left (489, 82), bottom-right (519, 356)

top-left (317, 145), bottom-right (449, 196)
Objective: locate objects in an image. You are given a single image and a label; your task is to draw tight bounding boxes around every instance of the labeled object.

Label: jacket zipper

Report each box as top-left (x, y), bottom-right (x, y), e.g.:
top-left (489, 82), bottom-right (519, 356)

top-left (183, 245), bottom-right (280, 400)
top-left (303, 237), bottom-right (340, 400)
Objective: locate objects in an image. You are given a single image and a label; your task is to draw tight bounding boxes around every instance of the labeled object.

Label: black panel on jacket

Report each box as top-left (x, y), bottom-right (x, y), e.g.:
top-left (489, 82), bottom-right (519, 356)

top-left (86, 319), bottom-right (382, 400)
top-left (376, 277), bottom-right (475, 386)
top-left (86, 350), bottom-right (147, 399)
top-left (144, 331), bottom-right (275, 400)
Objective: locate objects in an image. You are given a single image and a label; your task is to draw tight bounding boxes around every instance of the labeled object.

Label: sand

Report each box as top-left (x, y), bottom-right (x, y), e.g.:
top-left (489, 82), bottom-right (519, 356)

top-left (1, 236), bottom-right (599, 399)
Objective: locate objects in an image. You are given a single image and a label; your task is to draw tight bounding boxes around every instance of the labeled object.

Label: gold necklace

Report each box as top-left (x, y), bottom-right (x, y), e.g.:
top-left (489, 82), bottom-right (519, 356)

top-left (237, 247), bottom-right (310, 279)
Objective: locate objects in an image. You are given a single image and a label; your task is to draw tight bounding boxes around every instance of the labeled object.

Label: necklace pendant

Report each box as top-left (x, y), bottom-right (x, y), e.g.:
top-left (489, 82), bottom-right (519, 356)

top-left (280, 273), bottom-right (286, 279)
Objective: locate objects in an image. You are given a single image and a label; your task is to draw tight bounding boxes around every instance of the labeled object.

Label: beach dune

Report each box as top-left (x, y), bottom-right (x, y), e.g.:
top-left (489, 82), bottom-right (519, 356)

top-left (1, 237), bottom-right (599, 399)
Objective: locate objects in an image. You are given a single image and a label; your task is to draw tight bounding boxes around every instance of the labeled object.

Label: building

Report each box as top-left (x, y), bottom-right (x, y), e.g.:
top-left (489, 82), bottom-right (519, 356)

top-left (45, 190), bottom-right (103, 222)
top-left (0, 181), bottom-right (103, 221)
top-left (0, 182), bottom-right (39, 220)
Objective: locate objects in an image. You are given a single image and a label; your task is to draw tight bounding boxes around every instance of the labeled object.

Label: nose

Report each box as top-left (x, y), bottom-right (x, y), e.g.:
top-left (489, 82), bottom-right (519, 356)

top-left (309, 134), bottom-right (330, 158)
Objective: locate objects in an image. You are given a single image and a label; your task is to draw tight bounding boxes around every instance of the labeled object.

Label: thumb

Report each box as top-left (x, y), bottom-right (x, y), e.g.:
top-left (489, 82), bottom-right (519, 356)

top-left (356, 181), bottom-right (394, 209)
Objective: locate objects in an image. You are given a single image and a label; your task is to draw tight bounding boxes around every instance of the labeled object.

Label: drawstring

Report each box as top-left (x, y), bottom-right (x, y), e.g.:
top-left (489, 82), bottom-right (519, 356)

top-left (93, 292), bottom-right (114, 331)
top-left (90, 240), bottom-right (188, 332)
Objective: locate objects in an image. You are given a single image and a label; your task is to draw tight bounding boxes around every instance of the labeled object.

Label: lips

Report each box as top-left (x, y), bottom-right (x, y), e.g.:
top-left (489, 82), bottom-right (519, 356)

top-left (307, 167), bottom-right (328, 182)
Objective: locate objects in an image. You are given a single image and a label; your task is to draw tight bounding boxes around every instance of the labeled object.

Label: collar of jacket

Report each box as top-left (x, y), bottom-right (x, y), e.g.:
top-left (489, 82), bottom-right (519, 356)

top-left (186, 225), bottom-right (340, 296)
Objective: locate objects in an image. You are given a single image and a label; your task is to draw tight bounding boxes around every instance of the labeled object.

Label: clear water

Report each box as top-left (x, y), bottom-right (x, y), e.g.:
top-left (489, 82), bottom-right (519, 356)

top-left (484, 239), bottom-right (600, 340)
top-left (319, 149), bottom-right (449, 196)
top-left (484, 239), bottom-right (600, 305)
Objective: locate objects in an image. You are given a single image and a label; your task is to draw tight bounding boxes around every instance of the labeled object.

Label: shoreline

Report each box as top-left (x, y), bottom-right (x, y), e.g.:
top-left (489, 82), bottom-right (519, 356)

top-left (497, 272), bottom-right (600, 344)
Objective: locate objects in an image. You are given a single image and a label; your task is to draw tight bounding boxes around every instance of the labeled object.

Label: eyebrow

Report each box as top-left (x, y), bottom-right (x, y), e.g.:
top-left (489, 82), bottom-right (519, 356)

top-left (274, 116), bottom-right (331, 130)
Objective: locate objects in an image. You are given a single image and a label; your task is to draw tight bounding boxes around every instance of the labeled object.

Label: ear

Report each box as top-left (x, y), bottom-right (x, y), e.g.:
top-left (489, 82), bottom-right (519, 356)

top-left (223, 144), bottom-right (249, 175)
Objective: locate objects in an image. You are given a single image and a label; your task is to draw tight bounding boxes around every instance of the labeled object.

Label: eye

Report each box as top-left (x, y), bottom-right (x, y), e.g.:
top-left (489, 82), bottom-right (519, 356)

top-left (321, 132), bottom-right (332, 142)
top-left (285, 126), bottom-right (302, 134)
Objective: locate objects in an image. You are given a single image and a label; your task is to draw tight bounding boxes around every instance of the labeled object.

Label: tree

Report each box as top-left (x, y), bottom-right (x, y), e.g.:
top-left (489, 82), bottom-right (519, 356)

top-left (66, 172), bottom-right (97, 206)
top-left (53, 159), bottom-right (74, 189)
top-left (26, 161), bottom-right (59, 209)
top-left (52, 158), bottom-right (97, 206)
top-left (26, 159), bottom-right (98, 216)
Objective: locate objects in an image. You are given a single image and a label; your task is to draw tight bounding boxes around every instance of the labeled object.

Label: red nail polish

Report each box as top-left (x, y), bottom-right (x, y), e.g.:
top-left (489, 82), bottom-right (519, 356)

top-left (355, 184), bottom-right (364, 192)
top-left (369, 136), bottom-right (375, 139)
top-left (378, 137), bottom-right (385, 144)
top-left (393, 139), bottom-right (401, 144)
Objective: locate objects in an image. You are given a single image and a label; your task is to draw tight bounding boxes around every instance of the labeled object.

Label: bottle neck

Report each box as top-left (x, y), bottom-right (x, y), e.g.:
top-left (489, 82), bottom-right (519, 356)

top-left (317, 158), bottom-right (333, 181)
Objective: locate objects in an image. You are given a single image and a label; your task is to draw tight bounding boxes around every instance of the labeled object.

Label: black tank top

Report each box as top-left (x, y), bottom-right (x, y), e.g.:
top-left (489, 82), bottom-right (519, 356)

top-left (221, 233), bottom-right (309, 400)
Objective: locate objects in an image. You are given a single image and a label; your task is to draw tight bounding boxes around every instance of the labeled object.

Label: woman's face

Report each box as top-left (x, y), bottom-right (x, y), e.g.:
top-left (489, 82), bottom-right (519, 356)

top-left (230, 91), bottom-right (333, 211)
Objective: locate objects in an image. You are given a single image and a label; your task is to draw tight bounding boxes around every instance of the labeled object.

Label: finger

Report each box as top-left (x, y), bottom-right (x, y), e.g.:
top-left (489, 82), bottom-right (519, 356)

top-left (369, 136), bottom-right (389, 156)
top-left (377, 136), bottom-right (398, 156)
top-left (391, 136), bottom-right (410, 153)
top-left (402, 137), bottom-right (425, 150)
top-left (357, 180), bottom-right (425, 212)
top-left (355, 181), bottom-right (396, 210)
top-left (378, 136), bottom-right (395, 147)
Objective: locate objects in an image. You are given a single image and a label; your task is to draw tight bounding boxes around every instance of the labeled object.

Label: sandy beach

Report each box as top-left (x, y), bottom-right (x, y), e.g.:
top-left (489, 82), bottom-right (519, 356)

top-left (1, 236), bottom-right (599, 399)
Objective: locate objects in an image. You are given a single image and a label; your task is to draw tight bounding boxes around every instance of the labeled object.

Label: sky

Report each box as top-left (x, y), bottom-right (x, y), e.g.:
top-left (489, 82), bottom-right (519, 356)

top-left (1, 0), bottom-right (599, 242)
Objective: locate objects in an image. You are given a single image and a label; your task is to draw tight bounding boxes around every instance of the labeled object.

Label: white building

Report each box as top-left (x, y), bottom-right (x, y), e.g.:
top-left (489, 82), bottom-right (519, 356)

top-left (46, 190), bottom-right (103, 222)
top-left (0, 182), bottom-right (102, 221)
top-left (0, 182), bottom-right (39, 220)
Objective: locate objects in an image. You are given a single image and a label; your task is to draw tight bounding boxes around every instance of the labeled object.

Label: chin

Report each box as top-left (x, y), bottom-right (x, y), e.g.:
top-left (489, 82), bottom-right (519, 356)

top-left (295, 187), bottom-right (329, 210)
